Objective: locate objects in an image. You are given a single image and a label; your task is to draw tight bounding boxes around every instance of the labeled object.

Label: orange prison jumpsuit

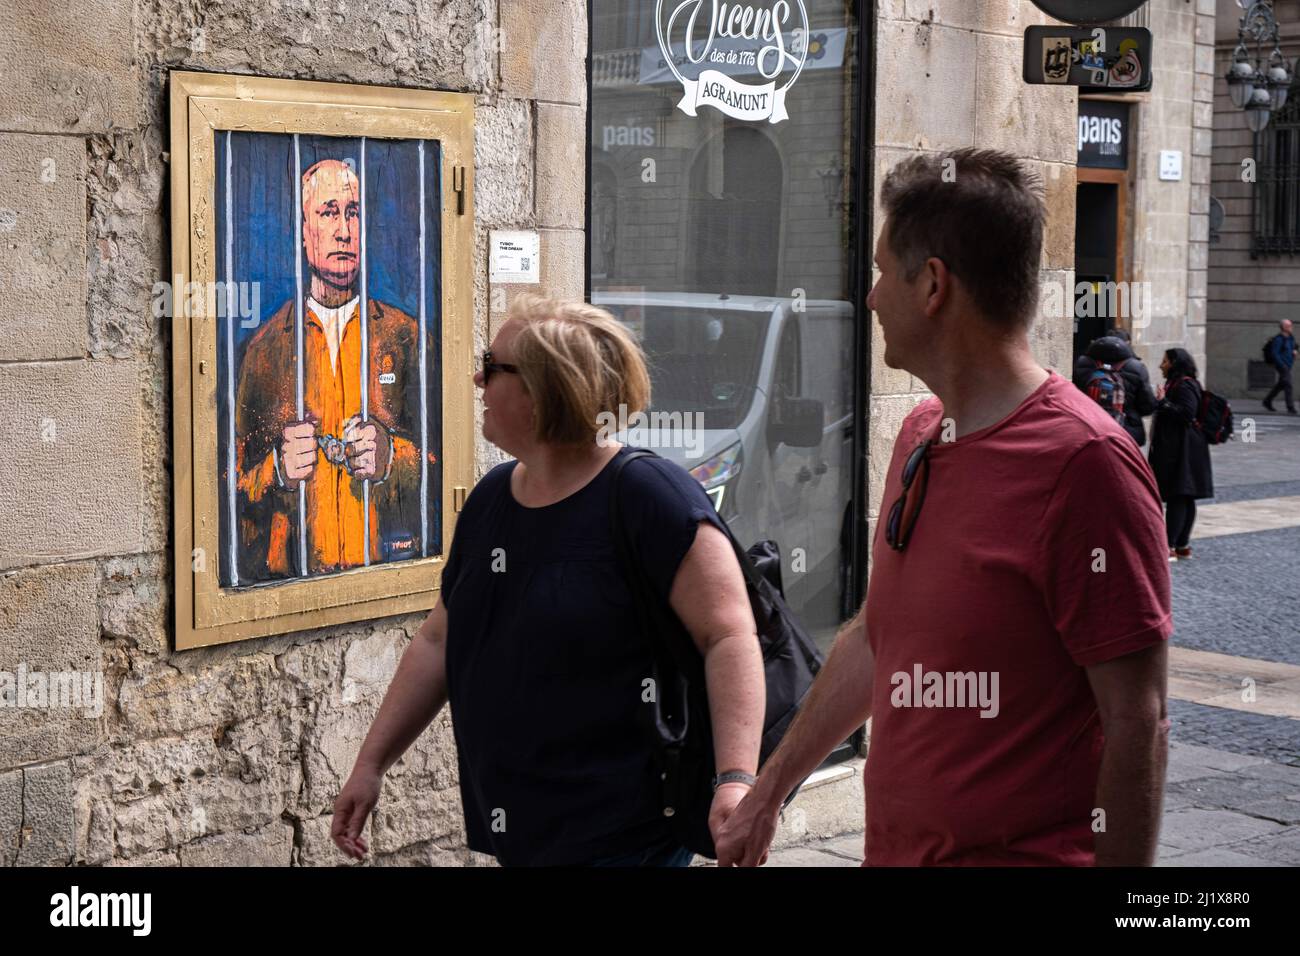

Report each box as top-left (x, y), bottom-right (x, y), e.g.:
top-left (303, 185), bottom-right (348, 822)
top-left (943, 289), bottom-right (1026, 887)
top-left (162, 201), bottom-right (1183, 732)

top-left (233, 298), bottom-right (436, 579)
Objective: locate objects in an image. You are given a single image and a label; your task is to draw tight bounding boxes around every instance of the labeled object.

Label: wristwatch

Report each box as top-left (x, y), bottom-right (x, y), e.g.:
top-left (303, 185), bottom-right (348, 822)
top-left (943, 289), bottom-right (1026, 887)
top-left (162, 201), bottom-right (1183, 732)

top-left (712, 770), bottom-right (757, 791)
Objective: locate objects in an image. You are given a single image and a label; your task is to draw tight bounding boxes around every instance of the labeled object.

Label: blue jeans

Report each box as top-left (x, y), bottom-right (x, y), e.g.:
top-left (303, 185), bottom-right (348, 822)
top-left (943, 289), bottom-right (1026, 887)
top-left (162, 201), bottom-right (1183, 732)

top-left (588, 837), bottom-right (695, 867)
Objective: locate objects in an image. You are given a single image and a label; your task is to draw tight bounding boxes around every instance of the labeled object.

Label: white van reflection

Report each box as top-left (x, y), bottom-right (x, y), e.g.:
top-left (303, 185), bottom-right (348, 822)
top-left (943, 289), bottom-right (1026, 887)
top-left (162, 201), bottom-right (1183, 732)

top-left (594, 292), bottom-right (856, 641)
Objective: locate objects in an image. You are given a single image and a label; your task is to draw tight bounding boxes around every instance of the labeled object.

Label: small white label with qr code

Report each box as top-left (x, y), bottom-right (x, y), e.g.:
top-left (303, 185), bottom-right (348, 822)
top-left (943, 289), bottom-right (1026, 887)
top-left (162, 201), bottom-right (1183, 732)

top-left (489, 230), bottom-right (541, 284)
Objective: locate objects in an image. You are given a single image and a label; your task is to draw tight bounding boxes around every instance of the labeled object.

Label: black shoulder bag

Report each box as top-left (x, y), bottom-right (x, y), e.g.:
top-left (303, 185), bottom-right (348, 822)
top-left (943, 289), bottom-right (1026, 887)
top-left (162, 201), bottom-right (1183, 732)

top-left (609, 449), bottom-right (824, 859)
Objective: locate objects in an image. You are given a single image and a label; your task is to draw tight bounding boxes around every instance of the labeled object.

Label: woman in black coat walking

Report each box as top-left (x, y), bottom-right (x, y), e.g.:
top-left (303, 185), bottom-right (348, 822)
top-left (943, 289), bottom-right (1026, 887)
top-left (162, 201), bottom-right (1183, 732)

top-left (1148, 348), bottom-right (1214, 559)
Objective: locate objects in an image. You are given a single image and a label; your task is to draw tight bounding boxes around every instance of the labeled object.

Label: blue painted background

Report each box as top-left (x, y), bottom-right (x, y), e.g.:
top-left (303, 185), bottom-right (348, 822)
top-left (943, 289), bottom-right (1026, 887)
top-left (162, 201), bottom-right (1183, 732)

top-left (213, 131), bottom-right (444, 587)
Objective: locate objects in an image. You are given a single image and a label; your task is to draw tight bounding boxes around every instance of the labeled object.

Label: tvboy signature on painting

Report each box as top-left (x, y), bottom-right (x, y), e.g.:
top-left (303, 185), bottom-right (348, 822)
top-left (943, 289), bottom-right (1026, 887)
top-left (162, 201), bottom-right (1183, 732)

top-left (215, 133), bottom-right (444, 587)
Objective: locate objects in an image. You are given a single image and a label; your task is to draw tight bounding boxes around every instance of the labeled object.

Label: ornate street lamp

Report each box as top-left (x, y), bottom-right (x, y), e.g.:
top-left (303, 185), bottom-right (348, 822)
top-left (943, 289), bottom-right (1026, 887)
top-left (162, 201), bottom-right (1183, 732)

top-left (1226, 1), bottom-right (1292, 133)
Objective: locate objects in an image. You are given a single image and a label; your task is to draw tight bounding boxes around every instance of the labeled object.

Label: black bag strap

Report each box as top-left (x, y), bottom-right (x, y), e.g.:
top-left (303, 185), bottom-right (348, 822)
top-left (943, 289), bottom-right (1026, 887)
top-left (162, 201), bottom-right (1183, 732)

top-left (610, 448), bottom-right (823, 822)
top-left (610, 449), bottom-right (767, 607)
top-left (608, 449), bottom-right (704, 747)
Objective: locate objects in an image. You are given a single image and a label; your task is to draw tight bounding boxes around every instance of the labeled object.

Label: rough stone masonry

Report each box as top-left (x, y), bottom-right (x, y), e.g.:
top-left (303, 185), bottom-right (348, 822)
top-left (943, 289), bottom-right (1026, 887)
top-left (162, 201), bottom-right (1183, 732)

top-left (0, 0), bottom-right (585, 867)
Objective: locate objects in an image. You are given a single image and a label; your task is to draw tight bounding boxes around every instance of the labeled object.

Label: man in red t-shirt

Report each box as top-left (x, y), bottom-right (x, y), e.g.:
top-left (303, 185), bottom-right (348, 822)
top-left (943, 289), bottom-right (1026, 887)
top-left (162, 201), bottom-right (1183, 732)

top-left (715, 149), bottom-right (1172, 867)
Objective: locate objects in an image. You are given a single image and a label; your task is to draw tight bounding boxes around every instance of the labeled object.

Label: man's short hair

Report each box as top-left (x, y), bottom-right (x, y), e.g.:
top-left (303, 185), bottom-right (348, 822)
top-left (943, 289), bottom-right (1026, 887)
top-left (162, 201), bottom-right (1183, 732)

top-left (507, 294), bottom-right (651, 446)
top-left (879, 148), bottom-right (1046, 326)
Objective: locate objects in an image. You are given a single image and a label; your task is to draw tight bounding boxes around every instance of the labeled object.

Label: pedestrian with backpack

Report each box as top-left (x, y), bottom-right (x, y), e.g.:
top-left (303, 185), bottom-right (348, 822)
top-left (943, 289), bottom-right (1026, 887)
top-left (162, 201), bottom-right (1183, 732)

top-left (1149, 348), bottom-right (1215, 561)
top-left (1072, 328), bottom-right (1158, 446)
top-left (716, 149), bottom-right (1172, 868)
top-left (1263, 318), bottom-right (1297, 414)
top-left (330, 294), bottom-right (767, 866)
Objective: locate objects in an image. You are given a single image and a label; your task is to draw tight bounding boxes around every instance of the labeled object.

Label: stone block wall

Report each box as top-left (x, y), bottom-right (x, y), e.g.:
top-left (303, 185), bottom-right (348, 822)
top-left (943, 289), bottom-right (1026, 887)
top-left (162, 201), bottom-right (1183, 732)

top-left (866, 0), bottom-right (1078, 539)
top-left (1207, 0), bottom-right (1300, 398)
top-left (0, 0), bottom-right (583, 866)
top-left (1128, 0), bottom-right (1215, 381)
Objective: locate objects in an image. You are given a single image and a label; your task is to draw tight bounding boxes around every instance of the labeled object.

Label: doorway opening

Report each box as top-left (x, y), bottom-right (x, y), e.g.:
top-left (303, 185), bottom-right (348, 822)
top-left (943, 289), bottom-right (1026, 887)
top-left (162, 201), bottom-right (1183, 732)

top-left (1074, 170), bottom-right (1129, 358)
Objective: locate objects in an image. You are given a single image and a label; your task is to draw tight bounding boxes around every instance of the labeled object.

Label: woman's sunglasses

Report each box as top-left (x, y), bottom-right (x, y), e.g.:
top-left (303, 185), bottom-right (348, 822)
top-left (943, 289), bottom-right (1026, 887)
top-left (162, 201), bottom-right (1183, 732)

top-left (481, 350), bottom-right (519, 385)
top-left (885, 439), bottom-right (933, 552)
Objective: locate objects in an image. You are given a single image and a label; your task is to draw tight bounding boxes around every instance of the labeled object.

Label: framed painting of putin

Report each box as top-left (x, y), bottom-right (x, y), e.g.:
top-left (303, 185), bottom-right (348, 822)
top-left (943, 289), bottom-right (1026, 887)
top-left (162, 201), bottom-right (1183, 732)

top-left (169, 72), bottom-right (475, 649)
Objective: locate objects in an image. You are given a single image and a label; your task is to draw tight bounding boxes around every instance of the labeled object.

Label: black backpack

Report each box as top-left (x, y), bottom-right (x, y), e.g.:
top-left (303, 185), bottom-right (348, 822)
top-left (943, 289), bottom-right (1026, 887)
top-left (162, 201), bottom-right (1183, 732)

top-left (1174, 376), bottom-right (1233, 444)
top-left (1196, 389), bottom-right (1234, 444)
top-left (1263, 336), bottom-right (1277, 365)
top-left (609, 449), bottom-right (825, 859)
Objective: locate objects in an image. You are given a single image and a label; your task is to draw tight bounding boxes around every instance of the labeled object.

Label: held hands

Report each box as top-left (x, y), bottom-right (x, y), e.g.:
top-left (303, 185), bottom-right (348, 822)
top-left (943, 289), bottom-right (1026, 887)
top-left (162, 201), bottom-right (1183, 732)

top-left (1155, 383), bottom-right (1165, 400)
top-left (711, 782), bottom-right (781, 867)
top-left (331, 768), bottom-right (381, 861)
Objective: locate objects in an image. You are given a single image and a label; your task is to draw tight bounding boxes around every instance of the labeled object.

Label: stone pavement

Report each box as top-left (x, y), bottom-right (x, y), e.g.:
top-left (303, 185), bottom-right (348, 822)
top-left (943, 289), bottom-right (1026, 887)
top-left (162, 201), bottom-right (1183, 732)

top-left (767, 400), bottom-right (1300, 867)
top-left (765, 741), bottom-right (1300, 867)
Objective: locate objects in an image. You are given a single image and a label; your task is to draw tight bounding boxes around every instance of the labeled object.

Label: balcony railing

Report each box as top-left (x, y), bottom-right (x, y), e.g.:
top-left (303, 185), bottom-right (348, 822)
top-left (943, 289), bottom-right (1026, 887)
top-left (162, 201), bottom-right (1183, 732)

top-left (592, 47), bottom-right (643, 88)
top-left (1253, 79), bottom-right (1300, 256)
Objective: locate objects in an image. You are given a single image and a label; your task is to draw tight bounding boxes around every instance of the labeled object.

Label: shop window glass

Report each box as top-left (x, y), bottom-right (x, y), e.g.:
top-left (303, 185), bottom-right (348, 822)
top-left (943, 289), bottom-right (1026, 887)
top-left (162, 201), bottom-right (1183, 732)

top-left (589, 0), bottom-right (864, 650)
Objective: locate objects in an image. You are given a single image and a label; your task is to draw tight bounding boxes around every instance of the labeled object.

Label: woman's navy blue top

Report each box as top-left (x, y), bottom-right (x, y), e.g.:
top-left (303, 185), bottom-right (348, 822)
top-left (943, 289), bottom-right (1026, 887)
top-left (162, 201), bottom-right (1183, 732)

top-left (440, 446), bottom-right (725, 866)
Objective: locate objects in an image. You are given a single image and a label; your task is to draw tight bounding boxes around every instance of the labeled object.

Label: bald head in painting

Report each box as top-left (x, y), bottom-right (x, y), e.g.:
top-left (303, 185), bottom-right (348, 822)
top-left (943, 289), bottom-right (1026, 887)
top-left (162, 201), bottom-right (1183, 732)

top-left (301, 159), bottom-right (361, 307)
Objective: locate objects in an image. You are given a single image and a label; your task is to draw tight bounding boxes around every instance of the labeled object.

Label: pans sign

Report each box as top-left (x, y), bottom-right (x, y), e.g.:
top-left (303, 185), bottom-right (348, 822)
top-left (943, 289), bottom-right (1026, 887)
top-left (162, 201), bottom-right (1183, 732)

top-left (655, 0), bottom-right (809, 124)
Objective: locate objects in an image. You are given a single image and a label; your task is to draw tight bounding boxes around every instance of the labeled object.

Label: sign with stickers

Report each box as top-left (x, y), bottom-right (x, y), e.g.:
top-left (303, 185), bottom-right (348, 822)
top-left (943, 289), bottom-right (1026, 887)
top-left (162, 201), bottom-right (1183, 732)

top-left (1023, 26), bottom-right (1152, 92)
top-left (653, 0), bottom-right (812, 124)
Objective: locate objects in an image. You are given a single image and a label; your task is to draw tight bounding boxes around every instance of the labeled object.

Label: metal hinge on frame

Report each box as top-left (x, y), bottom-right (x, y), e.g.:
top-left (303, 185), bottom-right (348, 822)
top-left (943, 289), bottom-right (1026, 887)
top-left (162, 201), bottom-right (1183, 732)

top-left (453, 166), bottom-right (466, 215)
top-left (453, 486), bottom-right (468, 512)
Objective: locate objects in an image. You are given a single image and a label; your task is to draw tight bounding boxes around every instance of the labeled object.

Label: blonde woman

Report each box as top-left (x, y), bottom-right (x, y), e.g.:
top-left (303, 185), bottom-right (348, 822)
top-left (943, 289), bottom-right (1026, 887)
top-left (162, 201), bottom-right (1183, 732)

top-left (331, 295), bottom-right (765, 866)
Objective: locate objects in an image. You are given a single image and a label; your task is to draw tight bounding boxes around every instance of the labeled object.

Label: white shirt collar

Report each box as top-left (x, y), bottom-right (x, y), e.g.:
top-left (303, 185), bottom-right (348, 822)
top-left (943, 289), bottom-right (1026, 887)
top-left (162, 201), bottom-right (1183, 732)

top-left (307, 296), bottom-right (360, 375)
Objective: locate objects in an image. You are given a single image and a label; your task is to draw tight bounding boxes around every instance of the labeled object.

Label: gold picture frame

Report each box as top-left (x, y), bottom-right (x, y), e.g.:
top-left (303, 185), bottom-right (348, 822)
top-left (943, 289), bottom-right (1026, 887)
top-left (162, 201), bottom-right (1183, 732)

top-left (169, 71), bottom-right (475, 650)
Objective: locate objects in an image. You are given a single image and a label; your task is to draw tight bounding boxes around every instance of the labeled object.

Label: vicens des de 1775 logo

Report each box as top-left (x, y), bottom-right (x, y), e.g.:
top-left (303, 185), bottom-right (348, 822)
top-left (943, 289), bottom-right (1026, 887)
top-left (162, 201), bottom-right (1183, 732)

top-left (655, 1), bottom-right (809, 124)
